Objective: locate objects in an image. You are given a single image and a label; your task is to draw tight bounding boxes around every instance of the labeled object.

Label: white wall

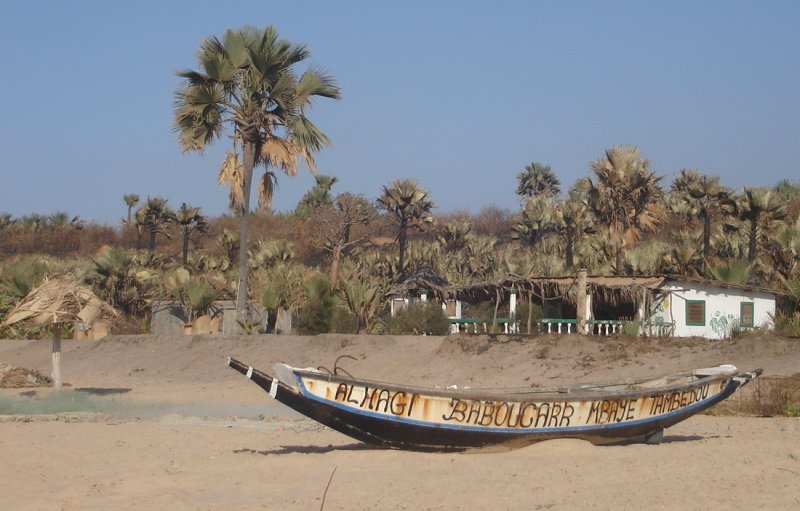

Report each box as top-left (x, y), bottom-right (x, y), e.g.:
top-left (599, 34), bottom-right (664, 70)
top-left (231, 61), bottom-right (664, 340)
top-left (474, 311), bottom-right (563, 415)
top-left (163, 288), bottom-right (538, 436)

top-left (651, 281), bottom-right (776, 339)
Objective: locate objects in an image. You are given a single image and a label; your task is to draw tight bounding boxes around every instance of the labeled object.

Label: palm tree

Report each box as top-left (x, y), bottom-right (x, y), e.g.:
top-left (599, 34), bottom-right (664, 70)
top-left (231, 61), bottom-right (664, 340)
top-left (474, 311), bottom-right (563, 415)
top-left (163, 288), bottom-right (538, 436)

top-left (173, 25), bottom-right (341, 322)
top-left (733, 187), bottom-right (787, 263)
top-left (516, 162), bottom-right (561, 200)
top-left (708, 259), bottom-right (752, 285)
top-left (295, 175), bottom-right (339, 218)
top-left (123, 194), bottom-right (140, 225)
top-left (669, 169), bottom-right (734, 269)
top-left (89, 248), bottom-right (156, 316)
top-left (551, 192), bottom-right (596, 270)
top-left (340, 278), bottom-right (382, 334)
top-left (215, 228), bottom-right (239, 267)
top-left (134, 197), bottom-right (174, 252)
top-left (576, 145), bottom-right (664, 275)
top-left (511, 195), bottom-right (557, 249)
top-left (376, 179), bottom-right (436, 281)
top-left (437, 221), bottom-right (473, 253)
top-left (175, 203), bottom-right (208, 265)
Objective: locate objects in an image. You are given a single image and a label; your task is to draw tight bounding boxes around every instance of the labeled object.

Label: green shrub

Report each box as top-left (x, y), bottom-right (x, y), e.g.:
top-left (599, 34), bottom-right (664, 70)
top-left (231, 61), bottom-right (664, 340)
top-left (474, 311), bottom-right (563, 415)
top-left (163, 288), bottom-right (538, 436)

top-left (386, 301), bottom-right (450, 335)
top-left (297, 275), bottom-right (334, 335)
top-left (622, 320), bottom-right (643, 337)
top-left (772, 313), bottom-right (800, 338)
top-left (514, 301), bottom-right (542, 333)
top-left (331, 307), bottom-right (359, 334)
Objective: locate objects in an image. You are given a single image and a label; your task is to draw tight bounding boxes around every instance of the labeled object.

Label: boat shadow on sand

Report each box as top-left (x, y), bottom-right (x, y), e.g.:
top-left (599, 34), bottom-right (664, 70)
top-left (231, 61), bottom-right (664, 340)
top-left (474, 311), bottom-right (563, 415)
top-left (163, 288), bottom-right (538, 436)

top-left (232, 433), bottom-right (722, 456)
top-left (611, 433), bottom-right (727, 446)
top-left (234, 443), bottom-right (376, 455)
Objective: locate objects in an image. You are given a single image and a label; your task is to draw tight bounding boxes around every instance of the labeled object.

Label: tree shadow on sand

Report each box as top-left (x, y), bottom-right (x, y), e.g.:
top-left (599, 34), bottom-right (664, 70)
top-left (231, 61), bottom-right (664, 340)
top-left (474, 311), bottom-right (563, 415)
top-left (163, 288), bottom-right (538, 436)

top-left (234, 443), bottom-right (378, 455)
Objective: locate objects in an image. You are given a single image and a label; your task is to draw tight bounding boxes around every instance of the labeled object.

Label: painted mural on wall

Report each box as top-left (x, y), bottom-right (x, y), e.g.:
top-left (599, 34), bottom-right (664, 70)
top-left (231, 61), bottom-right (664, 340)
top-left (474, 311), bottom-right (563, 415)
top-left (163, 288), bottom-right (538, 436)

top-left (709, 311), bottom-right (737, 339)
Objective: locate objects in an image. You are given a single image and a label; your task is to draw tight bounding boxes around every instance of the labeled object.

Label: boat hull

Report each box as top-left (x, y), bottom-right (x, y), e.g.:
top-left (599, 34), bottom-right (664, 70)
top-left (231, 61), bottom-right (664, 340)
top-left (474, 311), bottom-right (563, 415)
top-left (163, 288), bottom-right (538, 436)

top-left (227, 358), bottom-right (759, 452)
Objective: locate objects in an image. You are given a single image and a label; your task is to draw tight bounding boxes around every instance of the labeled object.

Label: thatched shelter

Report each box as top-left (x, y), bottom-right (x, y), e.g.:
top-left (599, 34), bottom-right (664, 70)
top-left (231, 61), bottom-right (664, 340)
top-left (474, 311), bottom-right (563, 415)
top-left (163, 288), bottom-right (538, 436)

top-left (3, 275), bottom-right (117, 389)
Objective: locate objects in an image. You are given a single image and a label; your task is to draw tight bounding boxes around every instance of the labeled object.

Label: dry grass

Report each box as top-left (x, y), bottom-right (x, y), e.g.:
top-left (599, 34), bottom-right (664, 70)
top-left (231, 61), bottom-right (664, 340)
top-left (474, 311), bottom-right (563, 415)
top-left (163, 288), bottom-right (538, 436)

top-left (709, 374), bottom-right (800, 417)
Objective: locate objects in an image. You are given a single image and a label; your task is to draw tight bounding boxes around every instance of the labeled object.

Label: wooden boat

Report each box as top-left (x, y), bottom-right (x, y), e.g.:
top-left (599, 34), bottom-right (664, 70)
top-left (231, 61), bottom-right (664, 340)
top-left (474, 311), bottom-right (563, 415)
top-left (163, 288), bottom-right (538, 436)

top-left (227, 357), bottom-right (761, 452)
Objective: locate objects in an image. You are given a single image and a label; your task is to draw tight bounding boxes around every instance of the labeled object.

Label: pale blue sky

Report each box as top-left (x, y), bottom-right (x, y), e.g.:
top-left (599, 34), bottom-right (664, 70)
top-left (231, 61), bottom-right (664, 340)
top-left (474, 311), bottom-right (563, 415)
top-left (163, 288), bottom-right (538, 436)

top-left (1, 1), bottom-right (798, 223)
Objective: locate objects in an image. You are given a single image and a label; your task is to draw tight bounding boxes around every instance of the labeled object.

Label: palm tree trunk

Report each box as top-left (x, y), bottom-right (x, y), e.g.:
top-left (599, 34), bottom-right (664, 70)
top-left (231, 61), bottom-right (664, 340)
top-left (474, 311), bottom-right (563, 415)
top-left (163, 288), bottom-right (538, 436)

top-left (748, 218), bottom-right (758, 262)
top-left (398, 223), bottom-right (407, 281)
top-left (702, 213), bottom-right (711, 269)
top-left (149, 229), bottom-right (156, 253)
top-left (330, 244), bottom-right (342, 288)
top-left (182, 231), bottom-right (190, 265)
top-left (492, 288), bottom-right (500, 332)
top-left (127, 207), bottom-right (132, 226)
top-left (235, 141), bottom-right (256, 323)
top-left (565, 232), bottom-right (575, 269)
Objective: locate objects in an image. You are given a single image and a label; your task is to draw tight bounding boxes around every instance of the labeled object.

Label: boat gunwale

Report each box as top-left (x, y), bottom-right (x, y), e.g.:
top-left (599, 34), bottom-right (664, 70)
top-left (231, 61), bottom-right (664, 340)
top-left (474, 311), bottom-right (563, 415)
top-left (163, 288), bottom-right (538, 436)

top-left (289, 366), bottom-right (735, 402)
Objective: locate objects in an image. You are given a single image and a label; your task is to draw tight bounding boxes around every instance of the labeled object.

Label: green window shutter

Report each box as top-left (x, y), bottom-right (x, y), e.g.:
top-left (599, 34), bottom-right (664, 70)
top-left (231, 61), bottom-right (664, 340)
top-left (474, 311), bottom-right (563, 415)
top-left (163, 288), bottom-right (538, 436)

top-left (740, 302), bottom-right (754, 328)
top-left (686, 300), bottom-right (705, 326)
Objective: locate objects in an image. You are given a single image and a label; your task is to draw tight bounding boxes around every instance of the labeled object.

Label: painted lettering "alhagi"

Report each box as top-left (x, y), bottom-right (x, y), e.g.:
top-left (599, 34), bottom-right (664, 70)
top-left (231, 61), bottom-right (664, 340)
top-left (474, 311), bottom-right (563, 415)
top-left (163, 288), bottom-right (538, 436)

top-left (334, 383), bottom-right (419, 417)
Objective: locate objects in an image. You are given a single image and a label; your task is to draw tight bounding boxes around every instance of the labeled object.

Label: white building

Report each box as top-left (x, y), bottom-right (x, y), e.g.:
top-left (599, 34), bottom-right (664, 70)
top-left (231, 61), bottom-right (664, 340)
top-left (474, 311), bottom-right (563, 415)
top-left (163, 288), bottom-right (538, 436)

top-left (650, 277), bottom-right (780, 339)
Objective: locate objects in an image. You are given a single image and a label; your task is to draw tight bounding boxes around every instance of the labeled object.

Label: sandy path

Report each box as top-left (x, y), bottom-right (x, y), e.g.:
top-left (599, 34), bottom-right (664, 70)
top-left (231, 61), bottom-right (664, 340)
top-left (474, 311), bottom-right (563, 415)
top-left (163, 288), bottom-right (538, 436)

top-left (1, 414), bottom-right (798, 510)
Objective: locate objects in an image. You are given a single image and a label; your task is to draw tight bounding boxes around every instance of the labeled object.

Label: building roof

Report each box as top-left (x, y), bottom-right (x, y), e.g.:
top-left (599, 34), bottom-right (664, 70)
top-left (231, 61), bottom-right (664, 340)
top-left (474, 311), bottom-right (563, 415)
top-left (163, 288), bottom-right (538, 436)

top-left (388, 272), bottom-right (788, 304)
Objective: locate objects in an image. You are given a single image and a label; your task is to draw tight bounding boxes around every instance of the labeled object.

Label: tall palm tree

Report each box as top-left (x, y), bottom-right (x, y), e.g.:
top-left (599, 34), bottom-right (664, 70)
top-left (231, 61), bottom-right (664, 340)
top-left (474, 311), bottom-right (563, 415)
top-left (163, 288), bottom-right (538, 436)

top-left (669, 169), bottom-right (734, 269)
top-left (134, 197), bottom-right (174, 253)
top-left (175, 203), bottom-right (208, 265)
top-left (733, 187), bottom-right (787, 263)
top-left (173, 25), bottom-right (340, 321)
top-left (376, 179), bottom-right (436, 281)
top-left (515, 162), bottom-right (561, 200)
top-left (123, 194), bottom-right (140, 225)
top-left (576, 145), bottom-right (664, 275)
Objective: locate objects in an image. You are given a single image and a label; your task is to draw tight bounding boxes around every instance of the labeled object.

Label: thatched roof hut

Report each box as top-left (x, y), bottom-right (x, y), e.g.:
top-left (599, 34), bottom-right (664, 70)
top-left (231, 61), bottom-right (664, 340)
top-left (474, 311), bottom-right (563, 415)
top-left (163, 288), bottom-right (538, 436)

top-left (388, 272), bottom-right (667, 306)
top-left (3, 275), bottom-right (116, 329)
top-left (3, 274), bottom-right (117, 390)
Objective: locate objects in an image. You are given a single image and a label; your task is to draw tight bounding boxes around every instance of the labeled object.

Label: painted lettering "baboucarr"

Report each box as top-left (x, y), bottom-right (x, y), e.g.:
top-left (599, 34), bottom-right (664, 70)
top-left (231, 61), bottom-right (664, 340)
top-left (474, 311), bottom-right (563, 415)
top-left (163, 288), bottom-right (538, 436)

top-left (441, 399), bottom-right (575, 428)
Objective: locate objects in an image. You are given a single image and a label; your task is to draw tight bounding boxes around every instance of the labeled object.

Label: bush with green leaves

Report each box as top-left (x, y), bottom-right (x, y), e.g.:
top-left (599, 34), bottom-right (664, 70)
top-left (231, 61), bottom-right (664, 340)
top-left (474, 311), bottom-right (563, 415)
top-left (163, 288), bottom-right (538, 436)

top-left (297, 275), bottom-right (334, 335)
top-left (386, 301), bottom-right (450, 335)
top-left (772, 313), bottom-right (800, 338)
top-left (331, 307), bottom-right (359, 334)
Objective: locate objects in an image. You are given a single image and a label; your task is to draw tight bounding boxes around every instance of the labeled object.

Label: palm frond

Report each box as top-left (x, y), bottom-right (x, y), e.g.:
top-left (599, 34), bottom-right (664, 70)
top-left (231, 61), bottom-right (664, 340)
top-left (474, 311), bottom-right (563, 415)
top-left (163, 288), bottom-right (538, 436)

top-left (218, 152), bottom-right (245, 209)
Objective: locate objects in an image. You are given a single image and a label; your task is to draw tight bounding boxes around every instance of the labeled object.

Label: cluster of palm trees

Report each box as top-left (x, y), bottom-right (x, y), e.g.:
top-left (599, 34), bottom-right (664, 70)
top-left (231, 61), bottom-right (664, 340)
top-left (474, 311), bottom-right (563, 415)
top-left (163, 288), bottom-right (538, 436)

top-left (2, 24), bottom-right (799, 337)
top-left (508, 147), bottom-right (798, 289)
top-left (124, 196), bottom-right (208, 265)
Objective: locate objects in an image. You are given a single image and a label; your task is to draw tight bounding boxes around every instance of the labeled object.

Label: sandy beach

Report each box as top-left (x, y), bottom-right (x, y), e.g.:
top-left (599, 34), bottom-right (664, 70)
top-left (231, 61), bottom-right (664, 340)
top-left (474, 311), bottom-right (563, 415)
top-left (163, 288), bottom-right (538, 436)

top-left (1, 333), bottom-right (799, 510)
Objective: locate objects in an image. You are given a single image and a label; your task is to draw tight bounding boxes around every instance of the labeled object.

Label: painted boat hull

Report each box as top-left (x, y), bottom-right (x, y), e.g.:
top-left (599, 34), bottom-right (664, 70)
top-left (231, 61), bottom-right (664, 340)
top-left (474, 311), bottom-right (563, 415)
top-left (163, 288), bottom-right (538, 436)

top-left (227, 358), bottom-right (760, 452)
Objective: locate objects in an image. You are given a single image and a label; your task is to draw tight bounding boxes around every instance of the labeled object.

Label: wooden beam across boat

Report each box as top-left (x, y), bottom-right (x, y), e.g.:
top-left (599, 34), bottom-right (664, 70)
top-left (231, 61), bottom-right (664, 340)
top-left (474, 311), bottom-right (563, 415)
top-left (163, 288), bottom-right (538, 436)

top-left (227, 357), bottom-right (761, 452)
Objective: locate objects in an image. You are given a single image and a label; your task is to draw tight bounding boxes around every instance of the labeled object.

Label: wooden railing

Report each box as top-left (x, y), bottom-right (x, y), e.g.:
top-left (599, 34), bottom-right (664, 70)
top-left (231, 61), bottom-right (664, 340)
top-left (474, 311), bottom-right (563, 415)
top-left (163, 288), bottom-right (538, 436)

top-left (449, 318), bottom-right (674, 337)
top-left (448, 318), bottom-right (516, 334)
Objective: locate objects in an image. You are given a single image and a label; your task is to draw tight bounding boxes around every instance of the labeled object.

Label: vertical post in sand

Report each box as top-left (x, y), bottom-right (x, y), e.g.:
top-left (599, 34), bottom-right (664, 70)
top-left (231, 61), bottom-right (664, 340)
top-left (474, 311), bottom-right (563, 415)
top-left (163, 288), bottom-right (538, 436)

top-left (52, 327), bottom-right (62, 390)
top-left (576, 269), bottom-right (587, 335)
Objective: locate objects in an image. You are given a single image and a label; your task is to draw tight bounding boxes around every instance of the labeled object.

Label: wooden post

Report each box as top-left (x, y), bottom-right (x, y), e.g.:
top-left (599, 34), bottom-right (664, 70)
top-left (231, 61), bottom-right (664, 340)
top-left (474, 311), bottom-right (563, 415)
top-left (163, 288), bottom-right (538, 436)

top-left (576, 269), bottom-right (587, 335)
top-left (52, 326), bottom-right (62, 390)
top-left (492, 288), bottom-right (501, 333)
